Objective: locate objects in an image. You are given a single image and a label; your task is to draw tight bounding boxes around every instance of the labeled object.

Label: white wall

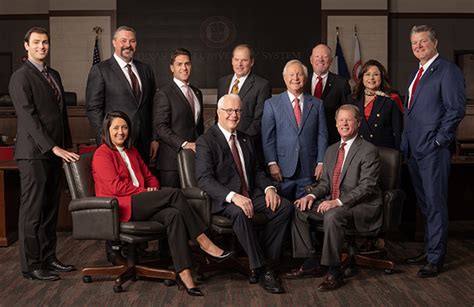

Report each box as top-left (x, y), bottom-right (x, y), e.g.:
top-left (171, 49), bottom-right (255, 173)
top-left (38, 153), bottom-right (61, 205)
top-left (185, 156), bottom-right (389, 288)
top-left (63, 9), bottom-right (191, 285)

top-left (390, 0), bottom-right (474, 13)
top-left (0, 0), bottom-right (47, 14)
top-left (322, 0), bottom-right (386, 10)
top-left (49, 0), bottom-right (116, 11)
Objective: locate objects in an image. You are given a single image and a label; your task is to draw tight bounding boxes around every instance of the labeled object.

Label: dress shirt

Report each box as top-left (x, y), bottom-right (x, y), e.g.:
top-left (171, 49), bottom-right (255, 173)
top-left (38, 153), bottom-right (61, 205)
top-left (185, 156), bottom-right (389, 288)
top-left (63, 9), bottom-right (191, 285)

top-left (408, 53), bottom-right (439, 100)
top-left (114, 53), bottom-right (142, 92)
top-left (228, 73), bottom-right (249, 94)
top-left (173, 77), bottom-right (201, 124)
top-left (311, 71), bottom-right (329, 97)
top-left (117, 146), bottom-right (139, 187)
top-left (28, 59), bottom-right (62, 97)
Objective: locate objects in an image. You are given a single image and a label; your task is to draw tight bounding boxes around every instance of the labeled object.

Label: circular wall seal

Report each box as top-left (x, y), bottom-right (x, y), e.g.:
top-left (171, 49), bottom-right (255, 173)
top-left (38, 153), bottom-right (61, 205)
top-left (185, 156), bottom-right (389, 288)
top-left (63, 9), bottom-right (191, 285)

top-left (200, 16), bottom-right (236, 49)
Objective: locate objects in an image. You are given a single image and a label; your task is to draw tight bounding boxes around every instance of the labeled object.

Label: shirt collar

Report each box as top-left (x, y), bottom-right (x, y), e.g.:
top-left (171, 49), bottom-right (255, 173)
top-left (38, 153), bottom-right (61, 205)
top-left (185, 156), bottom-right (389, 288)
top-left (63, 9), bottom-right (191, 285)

top-left (287, 91), bottom-right (304, 103)
top-left (340, 135), bottom-right (358, 147)
top-left (419, 53), bottom-right (439, 71)
top-left (28, 59), bottom-right (45, 72)
top-left (217, 123), bottom-right (236, 141)
top-left (114, 53), bottom-right (134, 68)
top-left (173, 77), bottom-right (189, 88)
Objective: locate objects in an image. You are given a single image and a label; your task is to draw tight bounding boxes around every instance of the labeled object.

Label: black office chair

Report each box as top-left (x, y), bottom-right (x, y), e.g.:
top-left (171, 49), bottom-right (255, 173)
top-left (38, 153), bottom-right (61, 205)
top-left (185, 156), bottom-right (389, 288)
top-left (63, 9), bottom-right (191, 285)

top-left (177, 148), bottom-right (267, 282)
top-left (63, 153), bottom-right (176, 293)
top-left (307, 146), bottom-right (405, 274)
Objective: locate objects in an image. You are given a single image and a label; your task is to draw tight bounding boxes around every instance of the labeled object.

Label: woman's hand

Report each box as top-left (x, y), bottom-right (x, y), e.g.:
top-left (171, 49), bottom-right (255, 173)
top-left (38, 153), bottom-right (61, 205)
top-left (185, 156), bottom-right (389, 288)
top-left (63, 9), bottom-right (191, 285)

top-left (147, 187), bottom-right (158, 192)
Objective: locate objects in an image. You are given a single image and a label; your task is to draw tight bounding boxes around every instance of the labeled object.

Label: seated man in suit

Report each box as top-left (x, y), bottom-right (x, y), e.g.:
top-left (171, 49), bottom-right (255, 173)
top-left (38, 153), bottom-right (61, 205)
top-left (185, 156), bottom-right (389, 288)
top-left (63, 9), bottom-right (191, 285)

top-left (286, 104), bottom-right (382, 291)
top-left (195, 94), bottom-right (294, 294)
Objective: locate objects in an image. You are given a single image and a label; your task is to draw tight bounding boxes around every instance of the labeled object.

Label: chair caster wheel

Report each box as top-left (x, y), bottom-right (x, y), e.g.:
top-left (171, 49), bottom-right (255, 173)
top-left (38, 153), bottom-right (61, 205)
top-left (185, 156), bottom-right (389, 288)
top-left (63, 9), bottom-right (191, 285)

top-left (163, 279), bottom-right (176, 287)
top-left (249, 270), bottom-right (259, 284)
top-left (113, 285), bottom-right (123, 293)
top-left (384, 269), bottom-right (393, 275)
top-left (82, 275), bottom-right (92, 283)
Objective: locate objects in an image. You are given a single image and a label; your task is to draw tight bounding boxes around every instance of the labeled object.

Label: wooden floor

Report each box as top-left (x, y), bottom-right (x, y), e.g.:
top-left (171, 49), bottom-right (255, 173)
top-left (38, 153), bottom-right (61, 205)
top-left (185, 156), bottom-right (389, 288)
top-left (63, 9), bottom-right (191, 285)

top-left (0, 222), bottom-right (473, 306)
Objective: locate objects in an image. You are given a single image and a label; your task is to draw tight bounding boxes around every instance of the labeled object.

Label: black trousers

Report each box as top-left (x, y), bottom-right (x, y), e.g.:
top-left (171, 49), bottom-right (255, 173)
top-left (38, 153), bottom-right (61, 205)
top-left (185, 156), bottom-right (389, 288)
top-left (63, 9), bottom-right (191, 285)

top-left (292, 206), bottom-right (354, 267)
top-left (131, 188), bottom-right (206, 272)
top-left (157, 170), bottom-right (181, 188)
top-left (17, 158), bottom-right (62, 272)
top-left (219, 194), bottom-right (294, 270)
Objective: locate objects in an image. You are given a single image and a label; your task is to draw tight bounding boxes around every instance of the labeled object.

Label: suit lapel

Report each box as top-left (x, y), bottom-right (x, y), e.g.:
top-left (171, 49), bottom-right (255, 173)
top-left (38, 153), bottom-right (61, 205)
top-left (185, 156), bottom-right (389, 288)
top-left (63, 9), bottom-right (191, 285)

top-left (237, 132), bottom-right (251, 179)
top-left (25, 61), bottom-right (61, 110)
top-left (134, 61), bottom-right (146, 106)
top-left (110, 58), bottom-right (138, 104)
top-left (408, 57), bottom-right (440, 113)
top-left (171, 81), bottom-right (195, 122)
top-left (367, 96), bottom-right (385, 125)
top-left (299, 94), bottom-right (314, 133)
top-left (238, 73), bottom-right (254, 99)
top-left (212, 125), bottom-right (240, 176)
top-left (321, 72), bottom-right (335, 100)
top-left (281, 92), bottom-right (300, 131)
top-left (327, 143), bottom-right (339, 185)
top-left (339, 137), bottom-right (362, 183)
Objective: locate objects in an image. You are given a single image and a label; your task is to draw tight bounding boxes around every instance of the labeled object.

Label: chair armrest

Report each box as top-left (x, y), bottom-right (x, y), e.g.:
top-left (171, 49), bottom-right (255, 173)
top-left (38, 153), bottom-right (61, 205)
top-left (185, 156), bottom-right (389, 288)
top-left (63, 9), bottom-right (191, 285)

top-left (382, 189), bottom-right (406, 231)
top-left (181, 187), bottom-right (212, 228)
top-left (68, 197), bottom-right (120, 241)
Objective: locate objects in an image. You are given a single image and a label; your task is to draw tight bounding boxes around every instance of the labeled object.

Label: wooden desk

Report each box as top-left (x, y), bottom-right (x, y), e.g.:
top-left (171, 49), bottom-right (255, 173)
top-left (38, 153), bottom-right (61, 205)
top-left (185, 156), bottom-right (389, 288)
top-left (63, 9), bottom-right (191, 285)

top-left (0, 160), bottom-right (19, 246)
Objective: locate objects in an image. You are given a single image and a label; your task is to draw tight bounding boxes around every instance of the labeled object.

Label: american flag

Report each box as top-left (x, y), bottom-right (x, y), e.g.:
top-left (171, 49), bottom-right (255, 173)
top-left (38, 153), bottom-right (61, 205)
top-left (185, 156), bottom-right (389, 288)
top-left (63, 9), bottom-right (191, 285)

top-left (93, 36), bottom-right (101, 65)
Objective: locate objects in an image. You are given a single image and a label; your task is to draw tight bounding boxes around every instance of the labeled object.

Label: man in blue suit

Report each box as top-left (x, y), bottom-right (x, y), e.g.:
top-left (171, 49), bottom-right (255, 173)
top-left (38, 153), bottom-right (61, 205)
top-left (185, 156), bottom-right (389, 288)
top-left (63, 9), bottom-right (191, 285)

top-left (262, 60), bottom-right (328, 201)
top-left (402, 25), bottom-right (466, 278)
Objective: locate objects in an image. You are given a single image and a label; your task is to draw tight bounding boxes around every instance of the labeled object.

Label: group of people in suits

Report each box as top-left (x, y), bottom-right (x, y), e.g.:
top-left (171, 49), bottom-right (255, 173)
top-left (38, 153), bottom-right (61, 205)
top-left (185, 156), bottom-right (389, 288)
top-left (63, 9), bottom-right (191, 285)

top-left (8, 23), bottom-right (465, 296)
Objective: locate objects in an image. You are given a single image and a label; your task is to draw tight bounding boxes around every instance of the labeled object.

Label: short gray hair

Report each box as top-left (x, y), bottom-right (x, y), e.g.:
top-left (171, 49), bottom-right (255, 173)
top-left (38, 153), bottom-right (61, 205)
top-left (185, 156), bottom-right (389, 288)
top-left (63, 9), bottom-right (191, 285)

top-left (282, 59), bottom-right (308, 78)
top-left (113, 26), bottom-right (136, 39)
top-left (217, 94), bottom-right (241, 109)
top-left (335, 104), bottom-right (361, 122)
top-left (410, 25), bottom-right (437, 42)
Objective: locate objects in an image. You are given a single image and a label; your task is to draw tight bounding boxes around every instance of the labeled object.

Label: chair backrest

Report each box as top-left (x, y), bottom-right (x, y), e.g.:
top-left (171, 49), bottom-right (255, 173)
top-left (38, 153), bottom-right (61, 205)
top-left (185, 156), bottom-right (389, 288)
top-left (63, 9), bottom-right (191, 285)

top-left (377, 146), bottom-right (401, 191)
top-left (63, 152), bottom-right (95, 199)
top-left (177, 148), bottom-right (198, 188)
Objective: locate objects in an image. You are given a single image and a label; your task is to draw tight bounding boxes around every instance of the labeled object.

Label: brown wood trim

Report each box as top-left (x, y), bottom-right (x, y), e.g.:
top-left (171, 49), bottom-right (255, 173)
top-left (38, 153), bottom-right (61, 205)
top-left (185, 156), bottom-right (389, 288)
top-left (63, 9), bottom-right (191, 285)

top-left (0, 14), bottom-right (49, 20)
top-left (390, 13), bottom-right (474, 19)
top-left (48, 10), bottom-right (116, 17)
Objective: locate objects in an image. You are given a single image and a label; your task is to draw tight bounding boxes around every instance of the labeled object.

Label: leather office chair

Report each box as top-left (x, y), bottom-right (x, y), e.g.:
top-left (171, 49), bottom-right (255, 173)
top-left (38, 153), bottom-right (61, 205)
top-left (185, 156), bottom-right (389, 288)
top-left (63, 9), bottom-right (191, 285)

top-left (63, 153), bottom-right (176, 293)
top-left (177, 148), bottom-right (267, 282)
top-left (307, 146), bottom-right (405, 274)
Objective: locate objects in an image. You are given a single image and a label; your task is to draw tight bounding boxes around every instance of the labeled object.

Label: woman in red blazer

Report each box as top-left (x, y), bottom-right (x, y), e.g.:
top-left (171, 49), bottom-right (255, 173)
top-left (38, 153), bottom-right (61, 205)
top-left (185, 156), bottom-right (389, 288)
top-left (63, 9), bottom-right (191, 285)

top-left (92, 111), bottom-right (233, 296)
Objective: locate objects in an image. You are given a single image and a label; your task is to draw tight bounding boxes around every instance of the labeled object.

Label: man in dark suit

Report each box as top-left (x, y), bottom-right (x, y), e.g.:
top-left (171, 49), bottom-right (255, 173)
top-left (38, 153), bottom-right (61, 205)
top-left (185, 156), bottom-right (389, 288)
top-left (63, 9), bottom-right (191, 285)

top-left (9, 27), bottom-right (80, 281)
top-left (195, 94), bottom-right (294, 294)
top-left (217, 44), bottom-right (271, 163)
top-left (86, 25), bottom-right (158, 163)
top-left (262, 60), bottom-right (328, 201)
top-left (153, 48), bottom-right (203, 187)
top-left (306, 44), bottom-right (352, 146)
top-left (402, 25), bottom-right (466, 278)
top-left (287, 104), bottom-right (382, 291)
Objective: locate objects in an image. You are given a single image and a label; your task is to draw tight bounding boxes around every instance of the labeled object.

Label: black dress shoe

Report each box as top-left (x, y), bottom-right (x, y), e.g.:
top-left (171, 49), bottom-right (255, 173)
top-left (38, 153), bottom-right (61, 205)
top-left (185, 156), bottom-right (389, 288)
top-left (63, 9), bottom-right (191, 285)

top-left (417, 262), bottom-right (443, 278)
top-left (405, 252), bottom-right (427, 265)
top-left (176, 277), bottom-right (204, 296)
top-left (317, 274), bottom-right (344, 292)
top-left (207, 250), bottom-right (236, 263)
top-left (259, 271), bottom-right (284, 294)
top-left (23, 269), bottom-right (60, 281)
top-left (282, 265), bottom-right (327, 279)
top-left (46, 258), bottom-right (76, 272)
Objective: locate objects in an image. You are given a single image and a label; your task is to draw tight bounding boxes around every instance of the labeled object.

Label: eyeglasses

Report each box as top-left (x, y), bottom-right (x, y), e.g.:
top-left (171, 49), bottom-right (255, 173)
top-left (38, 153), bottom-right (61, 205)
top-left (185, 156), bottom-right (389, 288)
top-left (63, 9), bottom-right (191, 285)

top-left (219, 108), bottom-right (242, 115)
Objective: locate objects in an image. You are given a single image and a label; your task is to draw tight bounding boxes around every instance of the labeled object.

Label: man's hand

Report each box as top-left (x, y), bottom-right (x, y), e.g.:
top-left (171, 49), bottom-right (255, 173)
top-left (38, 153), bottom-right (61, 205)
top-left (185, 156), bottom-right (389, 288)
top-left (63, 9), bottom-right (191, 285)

top-left (317, 200), bottom-right (339, 213)
top-left (265, 188), bottom-right (281, 212)
top-left (294, 195), bottom-right (314, 212)
top-left (314, 164), bottom-right (323, 180)
top-left (231, 193), bottom-right (254, 219)
top-left (147, 187), bottom-right (158, 192)
top-left (269, 164), bottom-right (283, 182)
top-left (149, 140), bottom-right (159, 160)
top-left (183, 142), bottom-right (196, 152)
top-left (52, 146), bottom-right (80, 162)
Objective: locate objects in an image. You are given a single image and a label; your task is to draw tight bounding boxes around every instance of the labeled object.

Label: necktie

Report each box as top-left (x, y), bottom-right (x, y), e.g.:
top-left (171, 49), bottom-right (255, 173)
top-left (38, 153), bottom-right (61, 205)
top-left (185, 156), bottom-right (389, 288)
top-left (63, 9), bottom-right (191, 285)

top-left (314, 76), bottom-right (323, 98)
top-left (41, 68), bottom-right (61, 103)
top-left (229, 134), bottom-right (249, 197)
top-left (231, 79), bottom-right (240, 94)
top-left (293, 98), bottom-right (302, 128)
top-left (183, 84), bottom-right (195, 119)
top-left (331, 142), bottom-right (347, 200)
top-left (126, 64), bottom-right (141, 102)
top-left (408, 67), bottom-right (424, 109)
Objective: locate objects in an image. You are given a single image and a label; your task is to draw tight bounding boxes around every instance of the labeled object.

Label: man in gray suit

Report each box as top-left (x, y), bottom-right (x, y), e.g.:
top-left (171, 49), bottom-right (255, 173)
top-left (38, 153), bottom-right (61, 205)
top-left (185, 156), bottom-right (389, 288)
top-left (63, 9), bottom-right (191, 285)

top-left (217, 44), bottom-right (271, 164)
top-left (86, 25), bottom-right (158, 163)
top-left (285, 104), bottom-right (382, 291)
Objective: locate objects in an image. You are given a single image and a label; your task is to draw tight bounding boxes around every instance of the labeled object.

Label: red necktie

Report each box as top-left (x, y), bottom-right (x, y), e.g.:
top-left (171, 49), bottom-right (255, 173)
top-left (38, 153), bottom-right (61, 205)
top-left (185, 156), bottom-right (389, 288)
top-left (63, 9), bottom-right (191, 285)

top-left (408, 67), bottom-right (424, 109)
top-left (293, 98), bottom-right (302, 128)
top-left (229, 134), bottom-right (249, 197)
top-left (126, 64), bottom-right (141, 102)
top-left (314, 76), bottom-right (323, 98)
top-left (331, 142), bottom-right (347, 200)
top-left (42, 68), bottom-right (61, 103)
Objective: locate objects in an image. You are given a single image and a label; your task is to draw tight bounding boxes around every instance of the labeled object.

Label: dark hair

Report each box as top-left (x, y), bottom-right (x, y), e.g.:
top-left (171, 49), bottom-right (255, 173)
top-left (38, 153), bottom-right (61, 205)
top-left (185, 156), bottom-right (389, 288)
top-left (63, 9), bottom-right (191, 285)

top-left (353, 59), bottom-right (393, 99)
top-left (170, 48), bottom-right (192, 65)
top-left (113, 25), bottom-right (136, 39)
top-left (410, 25), bottom-right (437, 42)
top-left (24, 27), bottom-right (49, 44)
top-left (232, 44), bottom-right (255, 60)
top-left (101, 111), bottom-right (133, 149)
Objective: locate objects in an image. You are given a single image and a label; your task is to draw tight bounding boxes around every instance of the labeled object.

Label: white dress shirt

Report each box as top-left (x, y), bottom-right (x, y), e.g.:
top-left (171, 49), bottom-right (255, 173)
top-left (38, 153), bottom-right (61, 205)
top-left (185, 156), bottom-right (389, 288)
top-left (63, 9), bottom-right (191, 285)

top-left (114, 53), bottom-right (142, 92)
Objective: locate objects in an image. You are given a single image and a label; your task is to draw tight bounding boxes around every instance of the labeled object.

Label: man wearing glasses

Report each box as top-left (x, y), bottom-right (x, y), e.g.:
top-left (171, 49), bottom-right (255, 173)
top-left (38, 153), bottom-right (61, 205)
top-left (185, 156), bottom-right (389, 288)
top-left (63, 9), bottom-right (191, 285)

top-left (195, 94), bottom-right (294, 294)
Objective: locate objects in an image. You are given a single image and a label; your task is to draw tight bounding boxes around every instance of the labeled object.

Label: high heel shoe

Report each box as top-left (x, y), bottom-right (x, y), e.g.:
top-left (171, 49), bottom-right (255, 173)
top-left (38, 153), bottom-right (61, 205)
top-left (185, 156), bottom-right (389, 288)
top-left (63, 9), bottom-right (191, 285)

top-left (176, 277), bottom-right (204, 297)
top-left (205, 250), bottom-right (236, 263)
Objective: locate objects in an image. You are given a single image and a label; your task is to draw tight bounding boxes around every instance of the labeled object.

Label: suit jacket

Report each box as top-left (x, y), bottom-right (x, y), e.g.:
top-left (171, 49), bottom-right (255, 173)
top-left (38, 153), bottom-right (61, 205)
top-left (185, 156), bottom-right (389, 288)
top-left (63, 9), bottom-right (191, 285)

top-left (92, 144), bottom-right (160, 222)
top-left (261, 92), bottom-right (328, 178)
top-left (309, 137), bottom-right (383, 232)
top-left (356, 95), bottom-right (403, 149)
top-left (154, 81), bottom-right (204, 171)
top-left (195, 125), bottom-right (273, 213)
top-left (86, 57), bottom-right (157, 154)
top-left (9, 61), bottom-right (72, 159)
top-left (305, 72), bottom-right (352, 145)
top-left (401, 57), bottom-right (466, 159)
top-left (217, 72), bottom-right (271, 137)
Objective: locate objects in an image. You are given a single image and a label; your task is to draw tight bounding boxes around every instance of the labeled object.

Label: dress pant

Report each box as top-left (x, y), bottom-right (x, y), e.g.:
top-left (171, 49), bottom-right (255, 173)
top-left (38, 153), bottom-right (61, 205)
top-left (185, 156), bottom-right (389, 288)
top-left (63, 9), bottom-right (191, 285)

top-left (279, 160), bottom-right (314, 202)
top-left (292, 205), bottom-right (354, 267)
top-left (219, 194), bottom-right (294, 270)
top-left (131, 187), bottom-right (206, 272)
top-left (17, 157), bottom-right (62, 272)
top-left (407, 147), bottom-right (450, 265)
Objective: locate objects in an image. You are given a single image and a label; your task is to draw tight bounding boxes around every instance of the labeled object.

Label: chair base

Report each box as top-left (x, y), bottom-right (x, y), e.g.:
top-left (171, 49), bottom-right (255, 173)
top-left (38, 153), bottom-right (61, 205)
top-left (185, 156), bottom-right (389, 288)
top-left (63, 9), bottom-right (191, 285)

top-left (341, 248), bottom-right (396, 275)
